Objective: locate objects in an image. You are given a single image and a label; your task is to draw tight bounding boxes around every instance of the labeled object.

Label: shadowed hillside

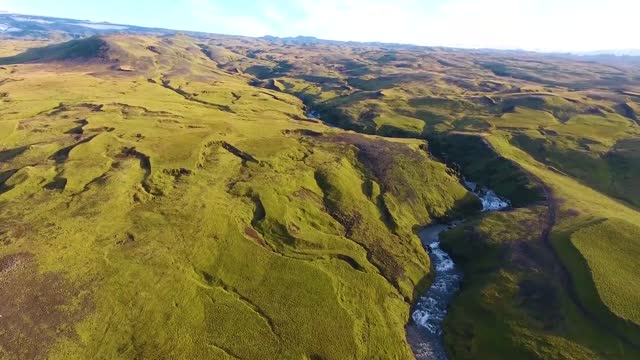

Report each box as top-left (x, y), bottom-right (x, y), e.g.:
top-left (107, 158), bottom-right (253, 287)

top-left (0, 36), bottom-right (108, 64)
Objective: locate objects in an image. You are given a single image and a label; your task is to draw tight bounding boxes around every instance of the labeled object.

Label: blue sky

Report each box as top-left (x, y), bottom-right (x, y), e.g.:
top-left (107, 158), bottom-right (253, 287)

top-left (0, 0), bottom-right (637, 51)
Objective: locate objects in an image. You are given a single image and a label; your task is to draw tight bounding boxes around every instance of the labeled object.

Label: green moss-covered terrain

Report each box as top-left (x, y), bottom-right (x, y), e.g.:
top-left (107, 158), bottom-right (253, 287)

top-left (1, 13), bottom-right (640, 360)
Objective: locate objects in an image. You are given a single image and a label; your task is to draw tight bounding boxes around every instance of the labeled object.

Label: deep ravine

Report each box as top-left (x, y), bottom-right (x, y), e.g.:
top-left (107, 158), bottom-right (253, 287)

top-left (407, 182), bottom-right (509, 360)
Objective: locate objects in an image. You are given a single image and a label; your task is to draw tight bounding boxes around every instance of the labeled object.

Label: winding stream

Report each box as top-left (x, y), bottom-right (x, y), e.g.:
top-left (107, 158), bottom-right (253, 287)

top-left (407, 182), bottom-right (509, 360)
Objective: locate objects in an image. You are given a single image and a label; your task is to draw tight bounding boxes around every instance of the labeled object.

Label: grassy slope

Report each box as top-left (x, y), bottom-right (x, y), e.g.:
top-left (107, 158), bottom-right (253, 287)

top-left (220, 38), bottom-right (640, 359)
top-left (441, 207), bottom-right (609, 360)
top-left (572, 219), bottom-right (640, 325)
top-left (0, 36), bottom-right (474, 359)
top-left (488, 134), bottom-right (640, 349)
top-left (429, 132), bottom-right (640, 360)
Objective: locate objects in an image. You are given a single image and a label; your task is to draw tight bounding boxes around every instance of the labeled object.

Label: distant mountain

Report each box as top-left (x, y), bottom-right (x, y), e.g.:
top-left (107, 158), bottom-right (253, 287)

top-left (0, 12), bottom-right (196, 40)
top-left (2, 12), bottom-right (639, 61)
top-left (576, 49), bottom-right (640, 56)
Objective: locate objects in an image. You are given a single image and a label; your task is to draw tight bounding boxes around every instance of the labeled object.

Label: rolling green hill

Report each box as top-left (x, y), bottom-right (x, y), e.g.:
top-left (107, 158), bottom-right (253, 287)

top-left (1, 23), bottom-right (639, 360)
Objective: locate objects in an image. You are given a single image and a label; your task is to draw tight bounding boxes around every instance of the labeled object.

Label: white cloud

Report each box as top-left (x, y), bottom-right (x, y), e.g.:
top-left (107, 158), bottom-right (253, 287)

top-left (2, 0), bottom-right (639, 51)
top-left (184, 0), bottom-right (273, 36)
top-left (0, 0), bottom-right (22, 13)
top-left (276, 0), bottom-right (640, 51)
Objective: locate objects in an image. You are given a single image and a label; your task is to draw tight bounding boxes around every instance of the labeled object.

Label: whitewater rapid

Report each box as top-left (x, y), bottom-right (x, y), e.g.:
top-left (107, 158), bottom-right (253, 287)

top-left (408, 182), bottom-right (509, 360)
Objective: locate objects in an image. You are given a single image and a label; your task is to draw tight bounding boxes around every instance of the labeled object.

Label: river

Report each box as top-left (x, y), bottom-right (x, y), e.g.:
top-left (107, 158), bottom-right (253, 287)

top-left (407, 182), bottom-right (509, 359)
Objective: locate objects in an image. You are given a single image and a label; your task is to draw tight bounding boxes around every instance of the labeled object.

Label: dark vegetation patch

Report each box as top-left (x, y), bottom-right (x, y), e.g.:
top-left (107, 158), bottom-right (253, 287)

top-left (282, 129), bottom-right (322, 137)
top-left (49, 102), bottom-right (103, 116)
top-left (162, 168), bottom-right (192, 180)
top-left (518, 278), bottom-right (561, 329)
top-left (0, 253), bottom-right (91, 360)
top-left (245, 61), bottom-right (294, 80)
top-left (253, 78), bottom-right (286, 92)
top-left (428, 133), bottom-right (545, 207)
top-left (338, 59), bottom-right (370, 76)
top-left (511, 133), bottom-right (640, 207)
top-left (440, 206), bottom-right (573, 359)
top-left (500, 95), bottom-right (579, 121)
top-left (43, 177), bottom-right (67, 191)
top-left (245, 65), bottom-right (275, 79)
top-left (250, 195), bottom-right (266, 228)
top-left (321, 133), bottom-right (422, 203)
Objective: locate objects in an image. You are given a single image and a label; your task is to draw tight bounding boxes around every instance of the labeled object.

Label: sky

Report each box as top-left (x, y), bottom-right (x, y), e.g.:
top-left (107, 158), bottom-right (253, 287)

top-left (0, 0), bottom-right (637, 52)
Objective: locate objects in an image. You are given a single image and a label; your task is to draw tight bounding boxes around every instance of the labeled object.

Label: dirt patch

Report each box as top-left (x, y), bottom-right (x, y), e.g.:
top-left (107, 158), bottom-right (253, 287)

top-left (0, 253), bottom-right (91, 359)
top-left (0, 221), bottom-right (32, 246)
top-left (0, 252), bottom-right (32, 273)
top-left (244, 226), bottom-right (268, 248)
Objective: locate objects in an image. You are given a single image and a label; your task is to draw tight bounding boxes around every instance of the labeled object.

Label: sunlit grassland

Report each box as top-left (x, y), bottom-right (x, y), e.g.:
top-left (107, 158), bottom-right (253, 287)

top-left (572, 219), bottom-right (640, 324)
top-left (490, 107), bottom-right (559, 129)
top-left (0, 38), bottom-right (478, 358)
top-left (487, 134), bottom-right (640, 345)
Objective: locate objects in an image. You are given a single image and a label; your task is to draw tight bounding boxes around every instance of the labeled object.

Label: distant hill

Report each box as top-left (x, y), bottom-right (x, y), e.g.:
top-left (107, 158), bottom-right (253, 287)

top-left (3, 12), bottom-right (640, 60)
top-left (577, 49), bottom-right (640, 56)
top-left (0, 36), bottom-right (108, 64)
top-left (0, 12), bottom-right (189, 40)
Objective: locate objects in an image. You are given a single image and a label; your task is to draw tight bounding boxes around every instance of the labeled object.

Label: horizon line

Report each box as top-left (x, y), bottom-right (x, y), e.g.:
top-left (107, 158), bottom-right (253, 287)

top-left (2, 10), bottom-right (639, 57)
